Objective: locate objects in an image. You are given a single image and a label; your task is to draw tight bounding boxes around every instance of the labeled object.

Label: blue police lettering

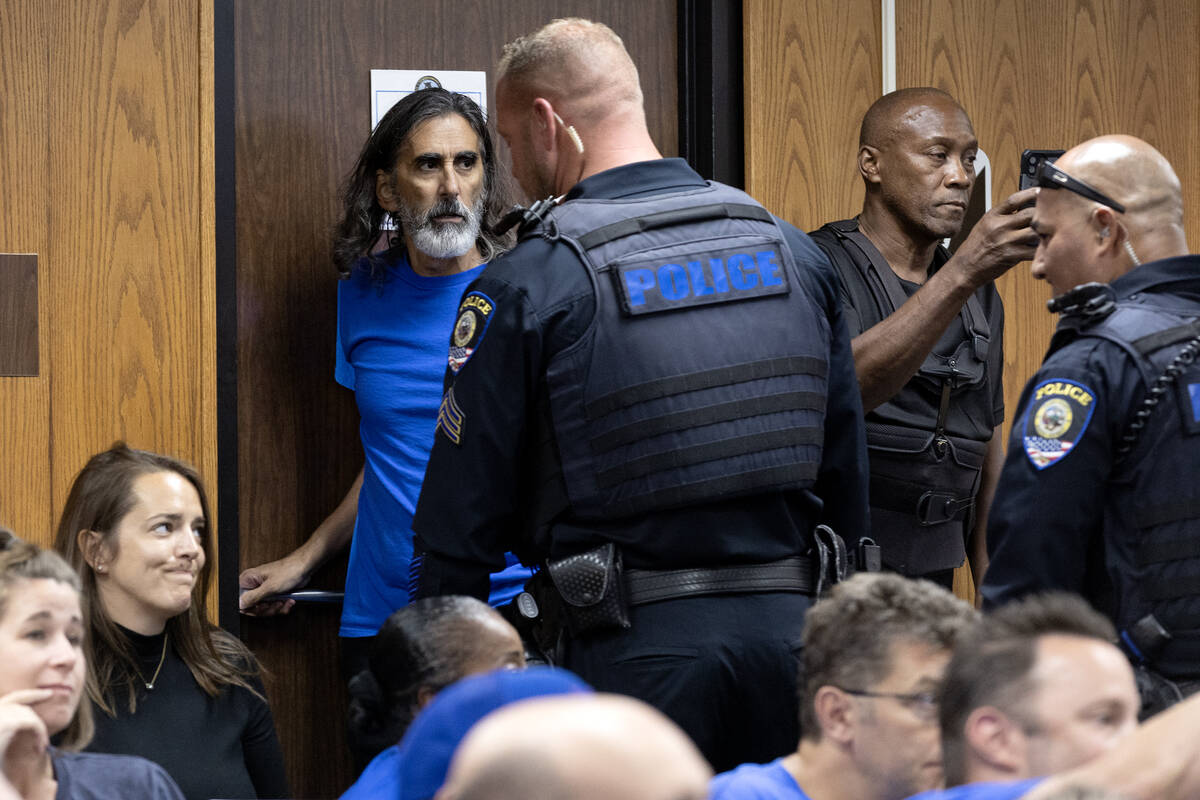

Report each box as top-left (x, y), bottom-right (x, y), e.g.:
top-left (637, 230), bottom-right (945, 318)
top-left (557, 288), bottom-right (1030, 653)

top-left (756, 250), bottom-right (784, 286)
top-left (709, 258), bottom-right (730, 293)
top-left (657, 263), bottom-right (689, 300)
top-left (624, 268), bottom-right (657, 306)
top-left (727, 254), bottom-right (759, 290)
top-left (687, 261), bottom-right (716, 296)
top-left (622, 249), bottom-right (785, 306)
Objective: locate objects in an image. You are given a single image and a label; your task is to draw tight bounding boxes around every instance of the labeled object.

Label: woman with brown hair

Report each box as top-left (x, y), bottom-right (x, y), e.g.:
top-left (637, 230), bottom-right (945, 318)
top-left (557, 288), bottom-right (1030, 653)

top-left (0, 528), bottom-right (183, 798)
top-left (54, 443), bottom-right (287, 800)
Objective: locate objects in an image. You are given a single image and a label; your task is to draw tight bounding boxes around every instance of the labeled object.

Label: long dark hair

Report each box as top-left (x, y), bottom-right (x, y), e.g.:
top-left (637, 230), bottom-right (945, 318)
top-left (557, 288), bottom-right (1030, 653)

top-left (331, 88), bottom-right (511, 280)
top-left (54, 443), bottom-right (262, 716)
top-left (346, 596), bottom-right (507, 755)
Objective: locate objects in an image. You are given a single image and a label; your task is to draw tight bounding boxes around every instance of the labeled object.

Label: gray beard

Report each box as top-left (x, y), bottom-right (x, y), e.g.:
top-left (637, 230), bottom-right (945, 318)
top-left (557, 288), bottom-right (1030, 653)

top-left (399, 195), bottom-right (485, 260)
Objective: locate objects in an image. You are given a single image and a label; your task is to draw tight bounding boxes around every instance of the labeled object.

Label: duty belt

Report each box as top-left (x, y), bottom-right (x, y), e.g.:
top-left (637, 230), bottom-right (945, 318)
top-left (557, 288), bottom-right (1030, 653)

top-left (624, 556), bottom-right (815, 606)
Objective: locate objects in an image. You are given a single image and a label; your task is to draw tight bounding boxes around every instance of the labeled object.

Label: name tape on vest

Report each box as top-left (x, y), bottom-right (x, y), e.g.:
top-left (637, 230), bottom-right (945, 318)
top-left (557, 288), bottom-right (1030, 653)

top-left (613, 246), bottom-right (790, 316)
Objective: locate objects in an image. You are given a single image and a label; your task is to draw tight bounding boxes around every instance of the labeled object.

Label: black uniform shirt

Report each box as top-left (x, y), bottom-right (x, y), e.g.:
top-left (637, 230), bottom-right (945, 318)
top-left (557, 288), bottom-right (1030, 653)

top-left (412, 158), bottom-right (869, 600)
top-left (983, 255), bottom-right (1200, 612)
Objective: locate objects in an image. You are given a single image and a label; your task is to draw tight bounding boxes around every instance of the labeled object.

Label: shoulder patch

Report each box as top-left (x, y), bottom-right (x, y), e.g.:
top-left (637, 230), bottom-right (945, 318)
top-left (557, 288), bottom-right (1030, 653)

top-left (1022, 379), bottom-right (1097, 470)
top-left (436, 387), bottom-right (464, 445)
top-left (448, 291), bottom-right (495, 374)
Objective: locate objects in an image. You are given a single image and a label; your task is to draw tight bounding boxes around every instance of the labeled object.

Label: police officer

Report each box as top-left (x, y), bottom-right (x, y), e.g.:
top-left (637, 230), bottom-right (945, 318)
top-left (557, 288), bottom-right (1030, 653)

top-left (411, 18), bottom-right (869, 771)
top-left (809, 88), bottom-right (1037, 587)
top-left (983, 135), bottom-right (1200, 714)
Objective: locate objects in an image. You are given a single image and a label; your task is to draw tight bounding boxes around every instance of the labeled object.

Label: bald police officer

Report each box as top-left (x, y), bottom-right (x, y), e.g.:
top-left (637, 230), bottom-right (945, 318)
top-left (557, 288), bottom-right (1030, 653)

top-left (983, 135), bottom-right (1200, 714)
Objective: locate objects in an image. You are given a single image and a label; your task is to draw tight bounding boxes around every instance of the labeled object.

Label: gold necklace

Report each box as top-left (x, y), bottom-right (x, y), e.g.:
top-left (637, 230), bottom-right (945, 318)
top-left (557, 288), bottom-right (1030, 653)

top-left (138, 634), bottom-right (168, 691)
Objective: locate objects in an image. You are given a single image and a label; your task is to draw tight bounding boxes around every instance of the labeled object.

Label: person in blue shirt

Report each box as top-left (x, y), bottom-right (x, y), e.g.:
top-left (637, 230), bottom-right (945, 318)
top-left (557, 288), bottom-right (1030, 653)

top-left (906, 592), bottom-right (1200, 800)
top-left (344, 596), bottom-right (523, 770)
top-left (236, 88), bottom-right (531, 768)
top-left (439, 693), bottom-right (711, 800)
top-left (710, 573), bottom-right (977, 800)
top-left (340, 667), bottom-right (590, 800)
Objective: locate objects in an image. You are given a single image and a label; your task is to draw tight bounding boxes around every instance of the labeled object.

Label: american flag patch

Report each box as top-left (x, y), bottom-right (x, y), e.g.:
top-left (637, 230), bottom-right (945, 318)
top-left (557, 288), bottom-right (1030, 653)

top-left (1021, 378), bottom-right (1096, 471)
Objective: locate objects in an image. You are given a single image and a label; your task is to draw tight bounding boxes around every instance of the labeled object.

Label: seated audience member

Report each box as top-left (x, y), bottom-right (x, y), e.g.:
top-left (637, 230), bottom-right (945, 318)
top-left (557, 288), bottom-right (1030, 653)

top-left (346, 596), bottom-right (524, 769)
top-left (0, 528), bottom-right (184, 799)
top-left (710, 573), bottom-right (977, 800)
top-left (936, 593), bottom-right (1138, 791)
top-left (907, 692), bottom-right (1200, 800)
top-left (341, 666), bottom-right (589, 800)
top-left (437, 694), bottom-right (711, 800)
top-left (904, 592), bottom-right (1153, 799)
top-left (54, 444), bottom-right (288, 800)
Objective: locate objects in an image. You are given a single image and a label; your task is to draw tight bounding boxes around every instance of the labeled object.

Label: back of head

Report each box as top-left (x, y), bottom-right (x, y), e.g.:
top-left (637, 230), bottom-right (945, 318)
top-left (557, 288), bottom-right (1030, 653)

top-left (332, 87), bottom-right (509, 279)
top-left (497, 18), bottom-right (644, 130)
top-left (1054, 135), bottom-right (1185, 251)
top-left (388, 666), bottom-right (591, 800)
top-left (440, 694), bottom-right (711, 800)
top-left (939, 593), bottom-right (1118, 786)
top-left (347, 596), bottom-right (520, 753)
top-left (0, 527), bottom-right (92, 749)
top-left (800, 572), bottom-right (978, 739)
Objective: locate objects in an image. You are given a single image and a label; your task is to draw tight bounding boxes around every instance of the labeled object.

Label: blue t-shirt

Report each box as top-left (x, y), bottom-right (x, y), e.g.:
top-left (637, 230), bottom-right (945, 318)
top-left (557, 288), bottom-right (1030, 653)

top-left (710, 757), bottom-right (811, 800)
top-left (906, 779), bottom-right (1043, 800)
top-left (336, 250), bottom-right (531, 636)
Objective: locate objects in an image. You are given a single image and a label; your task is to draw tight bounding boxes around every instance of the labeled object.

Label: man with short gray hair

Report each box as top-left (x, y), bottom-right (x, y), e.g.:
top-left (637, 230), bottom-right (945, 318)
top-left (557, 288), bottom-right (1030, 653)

top-left (712, 573), bottom-right (978, 800)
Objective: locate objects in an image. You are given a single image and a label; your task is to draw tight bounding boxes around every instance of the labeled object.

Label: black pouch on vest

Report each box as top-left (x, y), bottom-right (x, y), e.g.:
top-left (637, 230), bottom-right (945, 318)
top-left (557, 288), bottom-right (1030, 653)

top-left (545, 543), bottom-right (632, 636)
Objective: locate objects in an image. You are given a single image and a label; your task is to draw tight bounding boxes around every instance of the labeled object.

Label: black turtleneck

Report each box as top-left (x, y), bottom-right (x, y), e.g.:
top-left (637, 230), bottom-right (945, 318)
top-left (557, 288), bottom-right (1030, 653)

top-left (85, 626), bottom-right (288, 800)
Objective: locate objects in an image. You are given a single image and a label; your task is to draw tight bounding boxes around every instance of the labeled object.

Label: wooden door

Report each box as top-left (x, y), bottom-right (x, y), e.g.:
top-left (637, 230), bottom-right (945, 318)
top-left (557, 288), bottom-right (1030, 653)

top-left (228, 2), bottom-right (679, 795)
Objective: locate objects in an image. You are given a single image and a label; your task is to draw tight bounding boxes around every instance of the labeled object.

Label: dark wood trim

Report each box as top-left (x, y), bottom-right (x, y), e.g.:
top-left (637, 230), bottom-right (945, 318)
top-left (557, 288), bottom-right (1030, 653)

top-left (677, 0), bottom-right (744, 187)
top-left (0, 254), bottom-right (38, 377)
top-left (213, 0), bottom-right (239, 635)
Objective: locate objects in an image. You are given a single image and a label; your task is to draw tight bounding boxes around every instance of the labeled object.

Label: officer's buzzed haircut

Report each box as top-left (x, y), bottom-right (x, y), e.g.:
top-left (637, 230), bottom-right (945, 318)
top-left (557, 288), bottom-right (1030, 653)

top-left (496, 18), bottom-right (642, 111)
top-left (939, 593), bottom-right (1117, 786)
top-left (799, 573), bottom-right (978, 740)
top-left (858, 87), bottom-right (966, 149)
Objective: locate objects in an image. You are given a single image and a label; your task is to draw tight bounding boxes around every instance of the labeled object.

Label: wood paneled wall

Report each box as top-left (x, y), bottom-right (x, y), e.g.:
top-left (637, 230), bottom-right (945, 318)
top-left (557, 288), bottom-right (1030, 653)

top-left (744, 0), bottom-right (882, 228)
top-left (745, 0), bottom-right (1200, 601)
top-left (746, 0), bottom-right (1200, 444)
top-left (233, 3), bottom-right (678, 796)
top-left (896, 0), bottom-right (1200, 442)
top-left (0, 0), bottom-right (217, 566)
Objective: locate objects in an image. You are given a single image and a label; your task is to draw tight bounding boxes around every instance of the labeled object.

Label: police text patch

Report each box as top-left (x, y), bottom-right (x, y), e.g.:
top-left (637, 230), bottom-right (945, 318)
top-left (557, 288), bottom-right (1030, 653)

top-left (612, 245), bottom-right (789, 316)
top-left (448, 291), bottom-right (494, 374)
top-left (437, 387), bottom-right (464, 445)
top-left (1022, 379), bottom-right (1097, 470)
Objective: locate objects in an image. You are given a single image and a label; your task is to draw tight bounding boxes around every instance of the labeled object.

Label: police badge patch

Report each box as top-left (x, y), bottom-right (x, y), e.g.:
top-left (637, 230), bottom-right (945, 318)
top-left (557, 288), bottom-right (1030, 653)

top-left (448, 292), bottom-right (494, 374)
top-left (1022, 379), bottom-right (1097, 470)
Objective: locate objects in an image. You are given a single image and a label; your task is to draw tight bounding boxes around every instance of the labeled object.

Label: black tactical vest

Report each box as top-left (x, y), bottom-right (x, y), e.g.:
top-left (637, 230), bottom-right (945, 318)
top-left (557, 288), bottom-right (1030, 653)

top-left (1052, 294), bottom-right (1200, 678)
top-left (531, 183), bottom-right (830, 520)
top-left (811, 219), bottom-right (995, 575)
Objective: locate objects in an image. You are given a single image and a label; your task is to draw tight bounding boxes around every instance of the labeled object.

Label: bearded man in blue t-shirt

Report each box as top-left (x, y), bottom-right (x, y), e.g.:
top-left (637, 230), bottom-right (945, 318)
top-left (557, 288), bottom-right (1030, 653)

top-left (236, 87), bottom-right (531, 771)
